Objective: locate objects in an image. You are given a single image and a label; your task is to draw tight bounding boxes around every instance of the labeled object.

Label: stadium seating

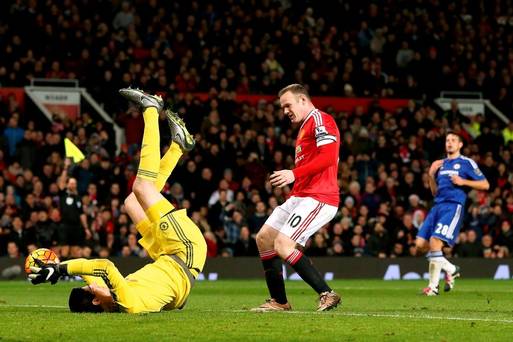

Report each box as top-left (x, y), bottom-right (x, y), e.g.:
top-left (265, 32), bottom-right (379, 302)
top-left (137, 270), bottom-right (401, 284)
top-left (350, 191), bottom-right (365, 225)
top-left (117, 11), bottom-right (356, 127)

top-left (0, 0), bottom-right (512, 259)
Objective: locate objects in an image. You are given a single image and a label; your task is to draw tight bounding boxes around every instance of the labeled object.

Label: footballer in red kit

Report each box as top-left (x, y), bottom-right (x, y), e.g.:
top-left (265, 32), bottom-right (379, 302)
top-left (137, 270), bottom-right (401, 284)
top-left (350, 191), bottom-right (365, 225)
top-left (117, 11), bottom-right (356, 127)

top-left (251, 84), bottom-right (341, 313)
top-left (291, 108), bottom-right (340, 207)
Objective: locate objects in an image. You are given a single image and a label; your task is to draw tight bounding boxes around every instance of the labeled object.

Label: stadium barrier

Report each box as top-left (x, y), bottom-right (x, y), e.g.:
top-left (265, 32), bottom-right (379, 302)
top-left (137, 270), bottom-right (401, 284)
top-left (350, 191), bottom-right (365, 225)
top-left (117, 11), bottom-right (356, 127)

top-left (1, 86), bottom-right (410, 114)
top-left (2, 257), bottom-right (513, 281)
top-left (24, 79), bottom-right (125, 154)
top-left (435, 91), bottom-right (509, 125)
top-left (190, 93), bottom-right (409, 113)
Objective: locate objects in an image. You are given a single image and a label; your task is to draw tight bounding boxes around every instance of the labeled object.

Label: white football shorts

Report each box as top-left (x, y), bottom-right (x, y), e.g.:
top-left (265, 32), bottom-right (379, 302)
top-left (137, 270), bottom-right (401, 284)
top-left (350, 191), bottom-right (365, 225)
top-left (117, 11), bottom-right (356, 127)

top-left (265, 196), bottom-right (338, 246)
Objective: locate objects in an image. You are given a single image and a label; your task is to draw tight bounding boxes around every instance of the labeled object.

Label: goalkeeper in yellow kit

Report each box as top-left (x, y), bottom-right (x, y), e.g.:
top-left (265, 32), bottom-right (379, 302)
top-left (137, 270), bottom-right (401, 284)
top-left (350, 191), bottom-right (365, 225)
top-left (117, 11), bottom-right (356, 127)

top-left (29, 88), bottom-right (207, 313)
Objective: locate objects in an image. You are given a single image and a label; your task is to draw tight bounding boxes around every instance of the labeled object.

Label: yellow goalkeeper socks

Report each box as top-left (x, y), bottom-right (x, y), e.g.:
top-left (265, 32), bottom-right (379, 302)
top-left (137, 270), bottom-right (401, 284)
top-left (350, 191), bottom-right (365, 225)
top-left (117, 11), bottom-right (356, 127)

top-left (137, 107), bottom-right (160, 182)
top-left (155, 143), bottom-right (183, 191)
top-left (145, 198), bottom-right (174, 222)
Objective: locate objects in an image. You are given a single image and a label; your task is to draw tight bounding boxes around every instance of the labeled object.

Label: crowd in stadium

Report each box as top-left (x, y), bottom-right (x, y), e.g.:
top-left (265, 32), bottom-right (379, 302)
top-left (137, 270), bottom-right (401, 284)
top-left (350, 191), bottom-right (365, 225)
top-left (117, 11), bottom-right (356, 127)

top-left (1, 0), bottom-right (513, 259)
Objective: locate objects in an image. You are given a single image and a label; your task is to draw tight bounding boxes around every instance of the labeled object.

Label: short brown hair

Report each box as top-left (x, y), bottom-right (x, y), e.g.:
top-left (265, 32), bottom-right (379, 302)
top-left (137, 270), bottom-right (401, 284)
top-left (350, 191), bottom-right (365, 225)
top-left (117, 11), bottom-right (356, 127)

top-left (446, 131), bottom-right (463, 143)
top-left (278, 84), bottom-right (311, 99)
top-left (69, 288), bottom-right (104, 313)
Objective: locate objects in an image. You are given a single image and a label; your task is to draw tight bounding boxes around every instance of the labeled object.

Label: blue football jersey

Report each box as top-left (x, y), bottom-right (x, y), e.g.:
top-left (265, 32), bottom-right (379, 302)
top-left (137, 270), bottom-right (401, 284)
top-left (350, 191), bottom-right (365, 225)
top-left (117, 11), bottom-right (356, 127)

top-left (434, 155), bottom-right (486, 205)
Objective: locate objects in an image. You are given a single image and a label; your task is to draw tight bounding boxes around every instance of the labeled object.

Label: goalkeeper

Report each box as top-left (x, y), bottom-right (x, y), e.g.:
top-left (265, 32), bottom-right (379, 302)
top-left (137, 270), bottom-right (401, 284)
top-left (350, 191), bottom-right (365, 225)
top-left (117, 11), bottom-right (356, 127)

top-left (29, 89), bottom-right (207, 313)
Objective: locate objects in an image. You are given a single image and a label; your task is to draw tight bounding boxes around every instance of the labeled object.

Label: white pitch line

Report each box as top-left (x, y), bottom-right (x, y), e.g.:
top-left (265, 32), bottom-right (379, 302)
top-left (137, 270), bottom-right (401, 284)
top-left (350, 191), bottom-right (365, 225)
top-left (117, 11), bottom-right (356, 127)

top-left (2, 305), bottom-right (513, 324)
top-left (0, 304), bottom-right (67, 309)
top-left (223, 310), bottom-right (513, 324)
top-left (316, 286), bottom-right (513, 292)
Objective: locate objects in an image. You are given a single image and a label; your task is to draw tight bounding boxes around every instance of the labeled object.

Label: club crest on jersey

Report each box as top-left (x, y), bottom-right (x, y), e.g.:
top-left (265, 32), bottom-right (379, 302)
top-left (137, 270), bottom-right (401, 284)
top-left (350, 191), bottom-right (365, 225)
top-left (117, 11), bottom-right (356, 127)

top-left (453, 163), bottom-right (460, 170)
top-left (296, 145), bottom-right (302, 154)
top-left (160, 222), bottom-right (169, 231)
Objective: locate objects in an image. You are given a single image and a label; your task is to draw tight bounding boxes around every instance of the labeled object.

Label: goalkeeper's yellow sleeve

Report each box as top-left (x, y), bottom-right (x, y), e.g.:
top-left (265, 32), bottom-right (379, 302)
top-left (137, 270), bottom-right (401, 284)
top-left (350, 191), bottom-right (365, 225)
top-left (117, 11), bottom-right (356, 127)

top-left (62, 259), bottom-right (137, 312)
top-left (81, 274), bottom-right (108, 288)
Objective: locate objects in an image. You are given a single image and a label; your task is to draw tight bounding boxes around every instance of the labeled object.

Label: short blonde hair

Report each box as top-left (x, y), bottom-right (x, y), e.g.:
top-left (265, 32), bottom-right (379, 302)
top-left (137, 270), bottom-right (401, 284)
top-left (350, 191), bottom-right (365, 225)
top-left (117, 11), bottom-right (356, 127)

top-left (278, 84), bottom-right (311, 99)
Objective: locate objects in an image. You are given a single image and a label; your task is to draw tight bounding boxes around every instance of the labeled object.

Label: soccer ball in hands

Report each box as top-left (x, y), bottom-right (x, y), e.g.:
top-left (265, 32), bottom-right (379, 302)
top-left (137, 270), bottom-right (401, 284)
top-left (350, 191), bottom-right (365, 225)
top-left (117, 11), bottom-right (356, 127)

top-left (24, 248), bottom-right (60, 274)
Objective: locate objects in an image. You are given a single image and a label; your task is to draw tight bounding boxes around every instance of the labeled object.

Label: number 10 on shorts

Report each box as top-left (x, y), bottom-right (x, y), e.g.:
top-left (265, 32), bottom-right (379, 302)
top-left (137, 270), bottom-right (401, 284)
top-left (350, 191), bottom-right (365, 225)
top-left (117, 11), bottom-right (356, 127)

top-left (287, 213), bottom-right (302, 228)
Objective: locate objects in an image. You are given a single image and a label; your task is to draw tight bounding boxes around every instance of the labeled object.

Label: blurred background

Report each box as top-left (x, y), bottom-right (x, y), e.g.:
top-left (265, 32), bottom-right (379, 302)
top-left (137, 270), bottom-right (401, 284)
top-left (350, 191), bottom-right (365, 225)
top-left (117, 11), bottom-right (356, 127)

top-left (0, 0), bottom-right (512, 268)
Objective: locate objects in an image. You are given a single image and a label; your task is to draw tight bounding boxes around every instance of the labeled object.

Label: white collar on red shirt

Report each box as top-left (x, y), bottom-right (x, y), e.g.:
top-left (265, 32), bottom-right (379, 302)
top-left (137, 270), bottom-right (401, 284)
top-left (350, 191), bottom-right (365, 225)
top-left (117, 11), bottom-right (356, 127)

top-left (300, 108), bottom-right (322, 129)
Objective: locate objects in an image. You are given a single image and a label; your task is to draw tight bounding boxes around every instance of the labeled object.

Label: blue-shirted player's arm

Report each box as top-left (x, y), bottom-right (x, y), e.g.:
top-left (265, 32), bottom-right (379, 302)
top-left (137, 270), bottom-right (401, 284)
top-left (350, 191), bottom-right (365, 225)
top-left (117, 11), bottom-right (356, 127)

top-left (450, 160), bottom-right (490, 191)
top-left (428, 159), bottom-right (444, 195)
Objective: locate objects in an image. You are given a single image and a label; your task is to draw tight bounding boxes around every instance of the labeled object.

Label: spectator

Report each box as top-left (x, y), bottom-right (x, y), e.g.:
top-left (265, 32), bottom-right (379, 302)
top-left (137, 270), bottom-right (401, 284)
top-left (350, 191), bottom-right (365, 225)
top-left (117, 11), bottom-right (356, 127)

top-left (327, 241), bottom-right (346, 257)
top-left (482, 235), bottom-right (495, 258)
top-left (247, 201), bottom-right (268, 234)
top-left (495, 221), bottom-right (513, 252)
top-left (112, 2), bottom-right (134, 30)
top-left (116, 107), bottom-right (144, 153)
top-left (502, 121), bottom-right (513, 145)
top-left (0, 0), bottom-right (511, 107)
top-left (6, 241), bottom-right (20, 258)
top-left (8, 216), bottom-right (26, 254)
top-left (465, 206), bottom-right (485, 238)
top-left (390, 243), bottom-right (406, 258)
top-left (221, 209), bottom-right (244, 252)
top-left (208, 179), bottom-right (234, 207)
top-left (191, 210), bottom-right (211, 234)
top-left (3, 115), bottom-right (24, 159)
top-left (16, 130), bottom-right (36, 169)
top-left (394, 213), bottom-right (415, 246)
top-left (306, 233), bottom-right (328, 257)
top-left (233, 226), bottom-right (258, 256)
top-left (204, 231), bottom-right (218, 257)
top-left (34, 210), bottom-right (57, 248)
top-left (208, 189), bottom-right (231, 231)
top-left (396, 41), bottom-right (414, 69)
top-left (458, 230), bottom-right (483, 257)
top-left (443, 100), bottom-right (470, 127)
top-left (0, 0), bottom-right (511, 260)
top-left (196, 168), bottom-right (216, 207)
top-left (126, 233), bottom-right (146, 257)
top-left (366, 222), bottom-right (389, 257)
top-left (361, 181), bottom-right (380, 217)
top-left (166, 183), bottom-right (185, 208)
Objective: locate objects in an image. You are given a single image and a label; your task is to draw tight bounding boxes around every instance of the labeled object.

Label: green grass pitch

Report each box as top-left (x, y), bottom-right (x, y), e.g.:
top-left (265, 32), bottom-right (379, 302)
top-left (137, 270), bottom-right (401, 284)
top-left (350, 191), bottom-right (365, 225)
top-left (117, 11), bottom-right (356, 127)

top-left (1, 279), bottom-right (513, 341)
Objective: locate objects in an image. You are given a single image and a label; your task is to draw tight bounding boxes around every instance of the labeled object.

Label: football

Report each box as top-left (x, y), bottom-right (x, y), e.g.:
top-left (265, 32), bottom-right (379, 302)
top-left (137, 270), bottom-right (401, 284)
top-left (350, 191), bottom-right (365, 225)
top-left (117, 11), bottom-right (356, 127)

top-left (24, 248), bottom-right (60, 275)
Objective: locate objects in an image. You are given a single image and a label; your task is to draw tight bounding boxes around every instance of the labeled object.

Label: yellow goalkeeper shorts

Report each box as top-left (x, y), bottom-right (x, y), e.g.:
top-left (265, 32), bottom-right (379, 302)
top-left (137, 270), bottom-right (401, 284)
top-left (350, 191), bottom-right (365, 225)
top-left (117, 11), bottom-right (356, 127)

top-left (139, 199), bottom-right (207, 278)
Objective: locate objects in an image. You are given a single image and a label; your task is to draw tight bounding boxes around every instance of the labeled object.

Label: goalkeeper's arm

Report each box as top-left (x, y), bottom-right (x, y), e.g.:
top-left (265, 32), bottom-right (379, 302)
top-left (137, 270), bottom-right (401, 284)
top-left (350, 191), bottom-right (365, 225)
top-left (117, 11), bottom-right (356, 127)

top-left (62, 259), bottom-right (135, 311)
top-left (31, 258), bottom-right (135, 311)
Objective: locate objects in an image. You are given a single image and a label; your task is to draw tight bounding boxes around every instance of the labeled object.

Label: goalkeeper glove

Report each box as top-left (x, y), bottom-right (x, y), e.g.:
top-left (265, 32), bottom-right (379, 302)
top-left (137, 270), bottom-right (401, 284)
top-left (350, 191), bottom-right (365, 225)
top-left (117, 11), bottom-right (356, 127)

top-left (28, 259), bottom-right (62, 285)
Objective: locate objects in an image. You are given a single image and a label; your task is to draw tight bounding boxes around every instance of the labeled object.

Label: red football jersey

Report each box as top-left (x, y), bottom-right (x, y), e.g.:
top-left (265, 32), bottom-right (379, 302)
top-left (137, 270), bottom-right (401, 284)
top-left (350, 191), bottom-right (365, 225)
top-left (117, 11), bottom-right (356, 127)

top-left (291, 108), bottom-right (340, 206)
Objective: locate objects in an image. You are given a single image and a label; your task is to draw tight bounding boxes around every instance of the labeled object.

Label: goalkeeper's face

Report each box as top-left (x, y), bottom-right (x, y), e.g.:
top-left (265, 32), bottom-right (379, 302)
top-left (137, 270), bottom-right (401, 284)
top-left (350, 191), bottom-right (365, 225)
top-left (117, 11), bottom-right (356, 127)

top-left (84, 284), bottom-right (118, 312)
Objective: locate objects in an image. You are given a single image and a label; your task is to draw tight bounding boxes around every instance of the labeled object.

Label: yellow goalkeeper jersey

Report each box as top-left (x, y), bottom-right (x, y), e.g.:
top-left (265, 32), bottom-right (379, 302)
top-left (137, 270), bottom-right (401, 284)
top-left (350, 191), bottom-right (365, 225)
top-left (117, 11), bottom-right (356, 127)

top-left (67, 256), bottom-right (189, 313)
top-left (65, 208), bottom-right (207, 313)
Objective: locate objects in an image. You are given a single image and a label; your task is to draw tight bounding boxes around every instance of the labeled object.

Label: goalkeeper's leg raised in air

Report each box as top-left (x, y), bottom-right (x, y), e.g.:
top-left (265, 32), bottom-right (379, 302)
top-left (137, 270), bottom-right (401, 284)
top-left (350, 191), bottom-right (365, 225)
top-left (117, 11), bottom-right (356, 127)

top-left (29, 89), bottom-right (206, 313)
